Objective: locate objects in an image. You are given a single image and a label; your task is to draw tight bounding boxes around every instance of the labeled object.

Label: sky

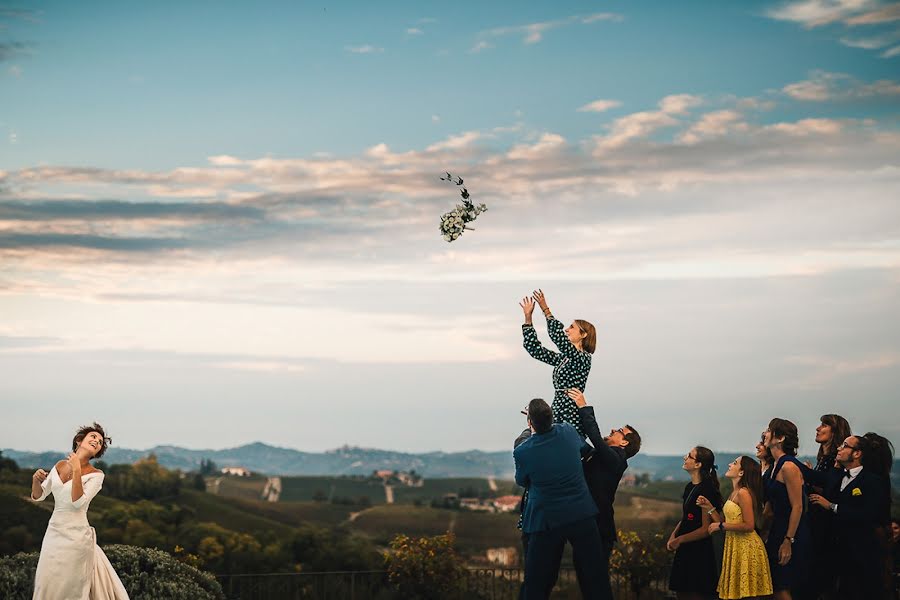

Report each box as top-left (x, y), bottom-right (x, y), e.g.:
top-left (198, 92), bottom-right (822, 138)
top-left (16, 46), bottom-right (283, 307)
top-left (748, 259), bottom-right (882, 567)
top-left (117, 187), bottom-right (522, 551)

top-left (1, 0), bottom-right (899, 457)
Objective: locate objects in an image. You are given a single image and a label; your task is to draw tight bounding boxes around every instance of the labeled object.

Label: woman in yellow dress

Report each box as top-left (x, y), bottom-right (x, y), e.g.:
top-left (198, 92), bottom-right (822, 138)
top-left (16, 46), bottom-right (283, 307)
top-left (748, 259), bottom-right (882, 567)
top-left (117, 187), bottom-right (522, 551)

top-left (698, 456), bottom-right (773, 599)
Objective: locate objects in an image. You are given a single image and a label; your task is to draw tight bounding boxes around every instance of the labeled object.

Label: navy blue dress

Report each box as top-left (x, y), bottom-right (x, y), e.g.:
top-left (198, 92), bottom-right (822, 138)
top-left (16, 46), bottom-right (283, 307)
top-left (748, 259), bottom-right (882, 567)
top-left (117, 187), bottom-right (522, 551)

top-left (764, 455), bottom-right (811, 593)
top-left (668, 478), bottom-right (722, 594)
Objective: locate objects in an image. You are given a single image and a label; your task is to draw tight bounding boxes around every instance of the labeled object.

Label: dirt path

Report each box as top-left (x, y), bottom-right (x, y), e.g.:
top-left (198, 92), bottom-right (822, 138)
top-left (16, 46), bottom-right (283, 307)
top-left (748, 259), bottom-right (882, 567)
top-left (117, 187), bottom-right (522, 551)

top-left (487, 476), bottom-right (498, 492)
top-left (384, 484), bottom-right (394, 504)
top-left (261, 476), bottom-right (282, 502)
top-left (448, 512), bottom-right (458, 533)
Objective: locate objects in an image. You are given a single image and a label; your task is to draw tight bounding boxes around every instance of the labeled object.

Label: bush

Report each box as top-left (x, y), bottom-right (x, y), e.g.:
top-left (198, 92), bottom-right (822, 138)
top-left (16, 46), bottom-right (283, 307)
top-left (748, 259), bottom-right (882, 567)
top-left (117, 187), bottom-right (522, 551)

top-left (0, 545), bottom-right (224, 600)
top-left (385, 533), bottom-right (466, 600)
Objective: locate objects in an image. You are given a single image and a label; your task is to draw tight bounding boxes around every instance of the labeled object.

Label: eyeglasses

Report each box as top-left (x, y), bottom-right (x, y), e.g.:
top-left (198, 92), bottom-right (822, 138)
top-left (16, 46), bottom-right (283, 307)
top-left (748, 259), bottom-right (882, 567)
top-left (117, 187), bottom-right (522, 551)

top-left (837, 442), bottom-right (857, 451)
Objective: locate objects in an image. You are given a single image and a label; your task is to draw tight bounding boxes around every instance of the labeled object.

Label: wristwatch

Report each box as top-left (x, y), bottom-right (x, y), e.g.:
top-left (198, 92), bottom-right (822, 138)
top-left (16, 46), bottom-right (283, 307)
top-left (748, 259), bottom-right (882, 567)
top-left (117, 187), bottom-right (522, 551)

top-left (784, 536), bottom-right (795, 544)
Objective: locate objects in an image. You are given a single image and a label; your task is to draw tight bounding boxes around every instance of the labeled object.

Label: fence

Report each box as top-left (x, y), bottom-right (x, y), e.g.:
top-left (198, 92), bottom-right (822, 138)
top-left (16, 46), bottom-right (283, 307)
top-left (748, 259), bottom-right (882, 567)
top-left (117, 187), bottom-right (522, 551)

top-left (217, 566), bottom-right (675, 599)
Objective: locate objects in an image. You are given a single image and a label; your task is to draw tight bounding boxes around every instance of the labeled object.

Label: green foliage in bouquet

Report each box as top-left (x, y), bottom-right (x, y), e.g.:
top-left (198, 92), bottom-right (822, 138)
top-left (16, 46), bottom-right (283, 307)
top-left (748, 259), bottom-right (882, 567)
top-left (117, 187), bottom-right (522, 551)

top-left (0, 545), bottom-right (224, 600)
top-left (385, 532), bottom-right (466, 599)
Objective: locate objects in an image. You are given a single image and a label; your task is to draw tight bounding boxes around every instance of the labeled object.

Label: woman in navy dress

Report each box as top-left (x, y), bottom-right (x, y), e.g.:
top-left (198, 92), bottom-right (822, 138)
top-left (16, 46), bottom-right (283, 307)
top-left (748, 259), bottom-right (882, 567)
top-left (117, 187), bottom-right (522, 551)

top-left (763, 418), bottom-right (811, 600)
top-left (667, 446), bottom-right (723, 599)
top-left (807, 414), bottom-right (850, 599)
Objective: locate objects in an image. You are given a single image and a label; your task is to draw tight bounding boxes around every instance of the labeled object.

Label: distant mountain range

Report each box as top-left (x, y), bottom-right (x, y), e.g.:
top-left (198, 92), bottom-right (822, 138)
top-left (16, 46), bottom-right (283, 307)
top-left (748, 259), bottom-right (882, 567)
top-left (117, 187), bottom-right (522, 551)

top-left (4, 443), bottom-right (898, 485)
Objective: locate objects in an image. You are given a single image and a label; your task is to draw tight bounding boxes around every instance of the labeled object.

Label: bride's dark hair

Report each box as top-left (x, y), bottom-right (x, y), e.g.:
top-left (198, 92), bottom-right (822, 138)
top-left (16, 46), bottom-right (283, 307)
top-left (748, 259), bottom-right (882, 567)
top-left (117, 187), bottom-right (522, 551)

top-left (72, 422), bottom-right (110, 460)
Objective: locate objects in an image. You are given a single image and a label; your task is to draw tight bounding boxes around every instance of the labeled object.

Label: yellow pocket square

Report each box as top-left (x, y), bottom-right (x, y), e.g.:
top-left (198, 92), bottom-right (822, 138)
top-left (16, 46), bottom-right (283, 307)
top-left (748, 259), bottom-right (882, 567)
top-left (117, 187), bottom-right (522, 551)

top-left (851, 487), bottom-right (862, 496)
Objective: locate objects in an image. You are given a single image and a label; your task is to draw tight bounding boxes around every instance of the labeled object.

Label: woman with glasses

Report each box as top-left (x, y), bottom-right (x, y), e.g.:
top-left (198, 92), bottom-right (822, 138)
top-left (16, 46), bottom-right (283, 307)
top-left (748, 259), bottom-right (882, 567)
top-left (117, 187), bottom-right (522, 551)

top-left (667, 446), bottom-right (723, 600)
top-left (763, 418), bottom-right (811, 600)
top-left (519, 289), bottom-right (595, 436)
top-left (30, 423), bottom-right (128, 600)
top-left (699, 456), bottom-right (772, 599)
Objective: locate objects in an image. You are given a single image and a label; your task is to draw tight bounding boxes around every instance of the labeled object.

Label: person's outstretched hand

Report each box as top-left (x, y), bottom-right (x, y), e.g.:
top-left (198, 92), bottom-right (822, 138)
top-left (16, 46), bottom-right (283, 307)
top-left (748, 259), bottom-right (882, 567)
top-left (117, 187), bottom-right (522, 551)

top-left (520, 296), bottom-right (535, 324)
top-left (532, 289), bottom-right (549, 313)
top-left (567, 389), bottom-right (588, 408)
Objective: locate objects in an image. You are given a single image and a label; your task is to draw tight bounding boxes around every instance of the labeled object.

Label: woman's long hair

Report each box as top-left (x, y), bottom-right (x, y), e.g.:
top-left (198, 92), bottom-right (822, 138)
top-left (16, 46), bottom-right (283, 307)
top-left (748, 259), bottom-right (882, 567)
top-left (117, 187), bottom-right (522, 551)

top-left (817, 414), bottom-right (851, 464)
top-left (737, 456), bottom-right (764, 531)
top-left (695, 446), bottom-right (721, 498)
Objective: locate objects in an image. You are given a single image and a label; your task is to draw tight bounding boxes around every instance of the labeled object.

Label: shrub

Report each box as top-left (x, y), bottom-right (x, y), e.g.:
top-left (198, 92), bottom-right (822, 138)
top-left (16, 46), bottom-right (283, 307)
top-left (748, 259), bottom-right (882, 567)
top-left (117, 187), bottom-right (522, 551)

top-left (385, 533), bottom-right (466, 600)
top-left (0, 545), bottom-right (224, 600)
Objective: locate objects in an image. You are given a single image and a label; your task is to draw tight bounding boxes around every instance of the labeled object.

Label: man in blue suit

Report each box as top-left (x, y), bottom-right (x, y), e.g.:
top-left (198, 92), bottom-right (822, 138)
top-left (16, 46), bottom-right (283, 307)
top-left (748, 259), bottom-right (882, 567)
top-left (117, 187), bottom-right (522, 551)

top-left (514, 398), bottom-right (606, 599)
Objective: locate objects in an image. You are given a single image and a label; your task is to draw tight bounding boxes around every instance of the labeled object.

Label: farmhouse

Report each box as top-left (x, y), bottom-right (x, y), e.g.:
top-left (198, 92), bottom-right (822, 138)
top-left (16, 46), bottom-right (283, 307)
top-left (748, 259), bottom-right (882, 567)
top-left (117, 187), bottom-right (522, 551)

top-left (220, 466), bottom-right (251, 477)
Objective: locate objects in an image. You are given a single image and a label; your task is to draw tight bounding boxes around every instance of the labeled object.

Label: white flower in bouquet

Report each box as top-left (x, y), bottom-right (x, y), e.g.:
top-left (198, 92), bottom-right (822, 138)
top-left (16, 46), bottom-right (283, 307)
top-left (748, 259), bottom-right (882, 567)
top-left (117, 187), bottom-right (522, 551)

top-left (438, 173), bottom-right (488, 243)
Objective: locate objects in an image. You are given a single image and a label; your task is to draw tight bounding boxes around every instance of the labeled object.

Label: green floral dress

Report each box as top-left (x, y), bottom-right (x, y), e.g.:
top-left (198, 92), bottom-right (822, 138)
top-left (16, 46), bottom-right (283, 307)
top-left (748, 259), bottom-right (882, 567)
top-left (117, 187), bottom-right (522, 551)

top-left (522, 316), bottom-right (592, 435)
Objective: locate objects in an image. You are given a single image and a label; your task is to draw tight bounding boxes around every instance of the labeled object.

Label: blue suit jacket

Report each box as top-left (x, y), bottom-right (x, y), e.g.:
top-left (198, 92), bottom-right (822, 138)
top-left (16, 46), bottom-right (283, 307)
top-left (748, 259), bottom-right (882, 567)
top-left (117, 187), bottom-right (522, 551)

top-left (513, 422), bottom-right (598, 533)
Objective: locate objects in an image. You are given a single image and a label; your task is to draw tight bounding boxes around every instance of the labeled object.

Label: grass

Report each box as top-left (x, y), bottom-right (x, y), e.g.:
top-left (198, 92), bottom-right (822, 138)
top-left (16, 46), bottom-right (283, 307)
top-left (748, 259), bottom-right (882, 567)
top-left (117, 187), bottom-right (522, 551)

top-left (211, 474), bottom-right (267, 501)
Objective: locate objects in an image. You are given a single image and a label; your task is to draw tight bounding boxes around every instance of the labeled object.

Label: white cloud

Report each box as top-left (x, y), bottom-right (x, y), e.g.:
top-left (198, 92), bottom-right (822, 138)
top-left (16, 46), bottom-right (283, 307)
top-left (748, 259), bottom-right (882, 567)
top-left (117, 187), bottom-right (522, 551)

top-left (345, 45), bottom-right (384, 54)
top-left (470, 40), bottom-right (493, 53)
top-left (475, 12), bottom-right (622, 49)
top-left (882, 44), bottom-right (900, 57)
top-left (766, 0), bottom-right (879, 28)
top-left (594, 94), bottom-right (701, 150)
top-left (678, 110), bottom-right (747, 144)
top-left (425, 130), bottom-right (482, 152)
top-left (783, 71), bottom-right (900, 101)
top-left (577, 99), bottom-right (622, 113)
top-left (406, 28), bottom-right (424, 35)
top-left (431, 115), bottom-right (440, 123)
top-left (8, 65), bottom-right (22, 77)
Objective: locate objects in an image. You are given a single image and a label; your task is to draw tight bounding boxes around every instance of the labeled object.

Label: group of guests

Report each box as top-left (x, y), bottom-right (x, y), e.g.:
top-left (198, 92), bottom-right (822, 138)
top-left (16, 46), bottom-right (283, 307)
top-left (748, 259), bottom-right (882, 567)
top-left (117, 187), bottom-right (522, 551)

top-left (513, 290), bottom-right (895, 600)
top-left (668, 417), bottom-right (895, 600)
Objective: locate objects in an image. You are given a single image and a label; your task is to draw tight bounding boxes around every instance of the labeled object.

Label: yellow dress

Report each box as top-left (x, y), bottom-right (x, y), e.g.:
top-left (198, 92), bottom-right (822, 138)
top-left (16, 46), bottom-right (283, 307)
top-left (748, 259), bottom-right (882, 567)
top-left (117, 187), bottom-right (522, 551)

top-left (717, 499), bottom-right (773, 599)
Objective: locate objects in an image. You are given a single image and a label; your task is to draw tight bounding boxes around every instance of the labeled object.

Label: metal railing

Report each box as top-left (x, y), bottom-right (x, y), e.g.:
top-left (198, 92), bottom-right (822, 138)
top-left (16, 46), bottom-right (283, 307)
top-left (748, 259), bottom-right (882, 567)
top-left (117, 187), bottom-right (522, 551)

top-left (217, 567), bottom-right (675, 599)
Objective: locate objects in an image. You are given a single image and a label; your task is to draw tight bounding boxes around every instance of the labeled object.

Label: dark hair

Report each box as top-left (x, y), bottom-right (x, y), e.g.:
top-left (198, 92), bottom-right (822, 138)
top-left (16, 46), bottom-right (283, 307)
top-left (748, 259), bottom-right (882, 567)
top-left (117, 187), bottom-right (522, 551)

top-left (623, 424), bottom-right (641, 459)
top-left (574, 319), bottom-right (597, 354)
top-left (861, 432), bottom-right (894, 479)
top-left (737, 456), bottom-right (764, 530)
top-left (694, 446), bottom-right (721, 494)
top-left (527, 398), bottom-right (553, 434)
top-left (72, 422), bottom-right (110, 460)
top-left (817, 414), bottom-right (851, 462)
top-left (768, 418), bottom-right (799, 456)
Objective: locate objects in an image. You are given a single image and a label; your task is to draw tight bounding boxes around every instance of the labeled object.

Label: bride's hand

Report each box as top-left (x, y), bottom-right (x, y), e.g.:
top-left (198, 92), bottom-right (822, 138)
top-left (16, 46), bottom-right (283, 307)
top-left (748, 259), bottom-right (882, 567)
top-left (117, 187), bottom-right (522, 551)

top-left (520, 297), bottom-right (535, 318)
top-left (532, 289), bottom-right (549, 312)
top-left (32, 468), bottom-right (48, 483)
top-left (67, 452), bottom-right (82, 474)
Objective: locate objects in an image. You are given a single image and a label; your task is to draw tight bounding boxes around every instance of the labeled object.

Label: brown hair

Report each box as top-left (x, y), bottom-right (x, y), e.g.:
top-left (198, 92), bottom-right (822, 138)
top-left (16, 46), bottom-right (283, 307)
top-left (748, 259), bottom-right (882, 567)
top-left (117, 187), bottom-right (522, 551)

top-left (695, 446), bottom-right (721, 494)
top-left (574, 319), bottom-right (596, 354)
top-left (623, 424), bottom-right (641, 459)
top-left (817, 414), bottom-right (851, 462)
top-left (768, 418), bottom-right (799, 456)
top-left (72, 422), bottom-right (110, 460)
top-left (527, 398), bottom-right (553, 434)
top-left (737, 456), bottom-right (764, 530)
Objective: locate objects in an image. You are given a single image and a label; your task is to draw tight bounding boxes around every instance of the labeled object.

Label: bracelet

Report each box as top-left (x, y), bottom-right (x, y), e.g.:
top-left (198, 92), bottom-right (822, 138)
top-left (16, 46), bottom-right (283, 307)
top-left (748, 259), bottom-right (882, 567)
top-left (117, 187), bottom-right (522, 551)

top-left (707, 508), bottom-right (716, 515)
top-left (718, 522), bottom-right (725, 532)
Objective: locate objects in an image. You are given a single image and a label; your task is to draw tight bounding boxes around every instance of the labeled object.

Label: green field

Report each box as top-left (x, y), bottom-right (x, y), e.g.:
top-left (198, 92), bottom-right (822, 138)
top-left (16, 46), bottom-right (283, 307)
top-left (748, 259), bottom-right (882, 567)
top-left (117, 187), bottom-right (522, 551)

top-left (279, 476), bottom-right (387, 503)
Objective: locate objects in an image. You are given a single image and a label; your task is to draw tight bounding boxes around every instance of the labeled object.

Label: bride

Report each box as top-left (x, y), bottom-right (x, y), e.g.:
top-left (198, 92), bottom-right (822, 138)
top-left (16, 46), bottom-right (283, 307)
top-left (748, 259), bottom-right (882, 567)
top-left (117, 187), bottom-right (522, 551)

top-left (30, 422), bottom-right (129, 600)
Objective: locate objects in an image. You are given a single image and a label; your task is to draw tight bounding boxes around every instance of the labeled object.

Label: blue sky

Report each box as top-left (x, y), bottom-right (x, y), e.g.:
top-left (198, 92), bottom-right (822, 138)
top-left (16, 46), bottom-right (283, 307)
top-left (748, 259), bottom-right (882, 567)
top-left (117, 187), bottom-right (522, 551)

top-left (1, 1), bottom-right (899, 455)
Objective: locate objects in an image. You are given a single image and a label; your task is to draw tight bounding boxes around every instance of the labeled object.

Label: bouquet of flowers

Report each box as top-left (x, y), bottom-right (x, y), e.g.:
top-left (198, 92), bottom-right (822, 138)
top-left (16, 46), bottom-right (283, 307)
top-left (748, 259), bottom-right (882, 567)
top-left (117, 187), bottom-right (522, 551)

top-left (439, 172), bottom-right (487, 242)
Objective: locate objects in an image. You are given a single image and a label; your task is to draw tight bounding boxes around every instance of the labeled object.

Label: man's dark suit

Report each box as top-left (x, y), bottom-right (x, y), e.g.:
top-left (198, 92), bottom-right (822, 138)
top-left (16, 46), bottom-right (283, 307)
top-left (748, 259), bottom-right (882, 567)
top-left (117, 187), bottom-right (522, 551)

top-left (803, 465), bottom-right (891, 599)
top-left (574, 405), bottom-right (627, 600)
top-left (514, 422), bottom-right (605, 599)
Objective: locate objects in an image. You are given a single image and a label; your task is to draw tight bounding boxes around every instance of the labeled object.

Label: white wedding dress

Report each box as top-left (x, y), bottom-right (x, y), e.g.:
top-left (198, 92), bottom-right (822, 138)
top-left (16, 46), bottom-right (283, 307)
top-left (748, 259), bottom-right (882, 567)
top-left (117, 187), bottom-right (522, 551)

top-left (32, 465), bottom-right (129, 600)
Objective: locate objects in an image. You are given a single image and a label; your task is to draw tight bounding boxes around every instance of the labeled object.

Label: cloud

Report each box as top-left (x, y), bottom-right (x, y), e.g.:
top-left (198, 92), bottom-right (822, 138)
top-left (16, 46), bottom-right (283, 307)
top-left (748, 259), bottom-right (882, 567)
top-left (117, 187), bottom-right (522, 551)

top-left (474, 12), bottom-right (622, 49)
top-left (782, 70), bottom-right (900, 100)
top-left (0, 41), bottom-right (29, 62)
top-left (766, 0), bottom-right (881, 28)
top-left (594, 94), bottom-right (702, 150)
top-left (882, 44), bottom-right (900, 56)
top-left (345, 45), bottom-right (384, 54)
top-left (470, 40), bottom-right (493, 53)
top-left (406, 28), bottom-right (423, 36)
top-left (8, 64), bottom-right (21, 77)
top-left (577, 99), bottom-right (622, 113)
top-left (782, 351), bottom-right (900, 389)
top-left (765, 1), bottom-right (900, 57)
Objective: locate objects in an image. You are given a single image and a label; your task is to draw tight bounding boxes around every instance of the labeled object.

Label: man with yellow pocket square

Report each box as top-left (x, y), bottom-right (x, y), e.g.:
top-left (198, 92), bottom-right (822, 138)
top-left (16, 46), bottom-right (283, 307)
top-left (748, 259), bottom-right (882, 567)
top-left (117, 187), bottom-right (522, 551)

top-left (804, 434), bottom-right (891, 599)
